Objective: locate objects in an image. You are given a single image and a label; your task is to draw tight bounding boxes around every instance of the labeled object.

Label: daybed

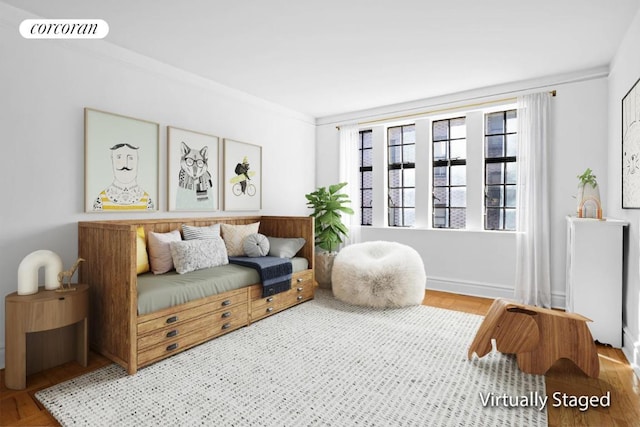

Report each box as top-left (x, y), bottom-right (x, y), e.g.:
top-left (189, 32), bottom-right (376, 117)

top-left (78, 216), bottom-right (315, 374)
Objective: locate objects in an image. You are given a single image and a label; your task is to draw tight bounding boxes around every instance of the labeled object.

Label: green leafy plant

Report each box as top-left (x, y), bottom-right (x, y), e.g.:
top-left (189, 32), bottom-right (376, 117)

top-left (577, 168), bottom-right (598, 189)
top-left (305, 182), bottom-right (354, 252)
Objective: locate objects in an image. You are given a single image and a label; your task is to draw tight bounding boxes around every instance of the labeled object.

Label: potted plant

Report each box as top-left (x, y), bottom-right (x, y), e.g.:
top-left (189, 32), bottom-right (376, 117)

top-left (305, 182), bottom-right (354, 288)
top-left (576, 168), bottom-right (602, 219)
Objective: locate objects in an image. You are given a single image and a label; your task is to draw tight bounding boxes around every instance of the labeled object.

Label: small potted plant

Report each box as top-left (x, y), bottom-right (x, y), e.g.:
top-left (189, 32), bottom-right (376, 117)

top-left (576, 168), bottom-right (602, 219)
top-left (305, 182), bottom-right (354, 288)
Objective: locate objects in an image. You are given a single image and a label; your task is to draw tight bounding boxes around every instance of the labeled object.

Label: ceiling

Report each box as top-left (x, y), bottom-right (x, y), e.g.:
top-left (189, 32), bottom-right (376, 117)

top-left (5, 0), bottom-right (640, 118)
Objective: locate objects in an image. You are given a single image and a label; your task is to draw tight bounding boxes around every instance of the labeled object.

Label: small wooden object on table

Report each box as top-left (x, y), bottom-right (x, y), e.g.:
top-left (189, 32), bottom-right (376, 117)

top-left (4, 284), bottom-right (88, 390)
top-left (468, 298), bottom-right (600, 378)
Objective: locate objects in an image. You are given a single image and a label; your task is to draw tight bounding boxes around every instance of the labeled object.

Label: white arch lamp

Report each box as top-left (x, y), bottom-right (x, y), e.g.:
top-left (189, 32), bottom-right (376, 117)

top-left (17, 249), bottom-right (63, 295)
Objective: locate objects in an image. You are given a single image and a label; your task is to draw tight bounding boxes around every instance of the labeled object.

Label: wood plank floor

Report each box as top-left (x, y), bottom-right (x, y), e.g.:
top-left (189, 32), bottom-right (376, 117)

top-left (2, 290), bottom-right (639, 426)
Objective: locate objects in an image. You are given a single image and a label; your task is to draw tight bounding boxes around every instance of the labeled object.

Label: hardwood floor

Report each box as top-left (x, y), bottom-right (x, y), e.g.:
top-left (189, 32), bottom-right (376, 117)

top-left (423, 290), bottom-right (640, 427)
top-left (2, 290), bottom-right (638, 426)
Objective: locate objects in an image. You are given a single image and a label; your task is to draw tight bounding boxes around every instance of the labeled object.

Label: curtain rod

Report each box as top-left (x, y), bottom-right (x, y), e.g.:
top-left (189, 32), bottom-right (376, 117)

top-left (336, 90), bottom-right (556, 130)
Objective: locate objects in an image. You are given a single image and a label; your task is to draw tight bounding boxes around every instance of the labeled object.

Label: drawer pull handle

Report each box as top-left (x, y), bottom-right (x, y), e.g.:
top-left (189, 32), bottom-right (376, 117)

top-left (166, 316), bottom-right (178, 324)
top-left (297, 278), bottom-right (303, 282)
top-left (166, 343), bottom-right (179, 352)
top-left (221, 311), bottom-right (232, 318)
top-left (297, 287), bottom-right (303, 292)
top-left (266, 297), bottom-right (274, 303)
top-left (297, 295), bottom-right (303, 301)
top-left (221, 323), bottom-right (232, 330)
top-left (221, 300), bottom-right (232, 306)
top-left (166, 330), bottom-right (178, 338)
top-left (266, 307), bottom-right (274, 313)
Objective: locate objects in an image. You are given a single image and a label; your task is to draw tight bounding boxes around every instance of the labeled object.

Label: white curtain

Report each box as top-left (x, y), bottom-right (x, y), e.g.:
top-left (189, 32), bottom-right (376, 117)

top-left (514, 92), bottom-right (551, 307)
top-left (338, 124), bottom-right (361, 247)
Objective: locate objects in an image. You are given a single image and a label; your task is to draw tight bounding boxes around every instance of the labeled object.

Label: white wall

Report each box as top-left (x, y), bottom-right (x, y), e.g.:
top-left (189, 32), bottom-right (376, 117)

top-left (0, 4), bottom-right (316, 368)
top-left (608, 7), bottom-right (640, 377)
top-left (316, 74), bottom-right (610, 307)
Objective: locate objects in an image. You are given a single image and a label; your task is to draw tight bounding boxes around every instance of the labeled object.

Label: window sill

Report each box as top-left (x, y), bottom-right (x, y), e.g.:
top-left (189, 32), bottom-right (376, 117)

top-left (363, 225), bottom-right (517, 235)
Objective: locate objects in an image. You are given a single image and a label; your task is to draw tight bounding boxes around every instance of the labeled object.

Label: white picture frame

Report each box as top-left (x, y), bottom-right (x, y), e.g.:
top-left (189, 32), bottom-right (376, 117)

top-left (623, 77), bottom-right (640, 208)
top-left (223, 139), bottom-right (262, 211)
top-left (167, 126), bottom-right (219, 211)
top-left (84, 108), bottom-right (159, 212)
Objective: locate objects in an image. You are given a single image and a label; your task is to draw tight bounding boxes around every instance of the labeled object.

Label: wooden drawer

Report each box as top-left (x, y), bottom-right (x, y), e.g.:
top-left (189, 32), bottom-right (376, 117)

top-left (249, 269), bottom-right (314, 301)
top-left (138, 308), bottom-right (248, 367)
top-left (292, 269), bottom-right (314, 287)
top-left (251, 302), bottom-right (279, 321)
top-left (250, 279), bottom-right (314, 322)
top-left (138, 304), bottom-right (246, 350)
top-left (251, 292), bottom-right (285, 310)
top-left (284, 285), bottom-right (314, 306)
top-left (138, 291), bottom-right (246, 335)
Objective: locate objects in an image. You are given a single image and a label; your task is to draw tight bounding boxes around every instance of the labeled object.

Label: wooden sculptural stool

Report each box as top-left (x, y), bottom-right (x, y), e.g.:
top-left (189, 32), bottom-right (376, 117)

top-left (468, 298), bottom-right (599, 378)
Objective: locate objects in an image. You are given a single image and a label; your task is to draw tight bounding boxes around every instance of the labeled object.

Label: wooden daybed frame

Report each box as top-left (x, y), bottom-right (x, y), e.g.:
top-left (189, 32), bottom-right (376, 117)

top-left (78, 215), bottom-right (315, 374)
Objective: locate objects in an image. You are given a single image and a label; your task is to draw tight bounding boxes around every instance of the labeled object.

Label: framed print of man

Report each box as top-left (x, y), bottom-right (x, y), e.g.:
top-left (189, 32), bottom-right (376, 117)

top-left (93, 143), bottom-right (154, 211)
top-left (84, 108), bottom-right (159, 213)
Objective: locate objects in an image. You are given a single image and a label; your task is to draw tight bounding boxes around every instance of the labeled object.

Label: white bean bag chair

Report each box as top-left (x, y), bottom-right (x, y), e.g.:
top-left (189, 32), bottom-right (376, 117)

top-left (332, 241), bottom-right (426, 308)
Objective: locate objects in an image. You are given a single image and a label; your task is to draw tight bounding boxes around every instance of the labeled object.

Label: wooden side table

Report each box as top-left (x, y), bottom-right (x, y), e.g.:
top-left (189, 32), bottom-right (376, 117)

top-left (5, 284), bottom-right (88, 390)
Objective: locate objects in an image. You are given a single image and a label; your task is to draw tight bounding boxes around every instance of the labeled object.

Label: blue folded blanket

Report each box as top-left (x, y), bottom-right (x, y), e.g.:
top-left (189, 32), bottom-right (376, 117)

top-left (228, 256), bottom-right (292, 297)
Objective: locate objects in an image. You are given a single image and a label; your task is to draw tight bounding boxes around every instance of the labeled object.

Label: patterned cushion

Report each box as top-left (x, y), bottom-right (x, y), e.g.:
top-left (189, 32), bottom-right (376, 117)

top-left (182, 223), bottom-right (221, 240)
top-left (243, 233), bottom-right (270, 257)
top-left (136, 226), bottom-right (150, 274)
top-left (148, 229), bottom-right (182, 274)
top-left (170, 238), bottom-right (229, 274)
top-left (220, 222), bottom-right (260, 256)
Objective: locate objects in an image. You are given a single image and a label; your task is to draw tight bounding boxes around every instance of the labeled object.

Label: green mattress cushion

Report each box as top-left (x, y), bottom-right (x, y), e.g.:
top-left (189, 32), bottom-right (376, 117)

top-left (137, 257), bottom-right (309, 315)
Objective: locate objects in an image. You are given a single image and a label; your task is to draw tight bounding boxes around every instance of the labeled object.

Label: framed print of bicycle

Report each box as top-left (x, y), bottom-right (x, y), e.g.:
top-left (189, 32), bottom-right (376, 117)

top-left (223, 139), bottom-right (262, 211)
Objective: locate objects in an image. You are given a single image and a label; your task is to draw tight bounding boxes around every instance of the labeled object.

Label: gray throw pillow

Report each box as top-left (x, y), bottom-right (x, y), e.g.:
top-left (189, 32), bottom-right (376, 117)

top-left (243, 233), bottom-right (270, 257)
top-left (267, 237), bottom-right (306, 258)
top-left (181, 223), bottom-right (221, 240)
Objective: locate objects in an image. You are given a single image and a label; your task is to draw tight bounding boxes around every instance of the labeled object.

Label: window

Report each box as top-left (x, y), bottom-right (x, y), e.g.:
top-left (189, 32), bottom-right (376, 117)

top-left (359, 130), bottom-right (373, 226)
top-left (484, 109), bottom-right (517, 230)
top-left (387, 124), bottom-right (415, 227)
top-left (354, 103), bottom-right (517, 231)
top-left (432, 117), bottom-right (466, 229)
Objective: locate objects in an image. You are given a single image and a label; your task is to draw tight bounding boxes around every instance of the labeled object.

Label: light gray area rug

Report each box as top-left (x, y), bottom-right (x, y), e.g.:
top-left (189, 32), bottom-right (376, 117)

top-left (36, 290), bottom-right (547, 426)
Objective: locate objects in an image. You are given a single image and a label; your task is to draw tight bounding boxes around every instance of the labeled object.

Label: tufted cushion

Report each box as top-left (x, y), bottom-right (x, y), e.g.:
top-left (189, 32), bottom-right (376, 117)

top-left (220, 222), bottom-right (260, 256)
top-left (170, 237), bottom-right (229, 274)
top-left (332, 241), bottom-right (426, 308)
top-left (243, 233), bottom-right (270, 257)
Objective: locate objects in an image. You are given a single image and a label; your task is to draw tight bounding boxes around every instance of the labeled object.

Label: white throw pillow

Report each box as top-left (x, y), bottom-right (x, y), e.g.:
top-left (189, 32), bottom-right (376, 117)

top-left (220, 222), bottom-right (260, 256)
top-left (243, 233), bottom-right (270, 257)
top-left (148, 229), bottom-right (182, 274)
top-left (170, 237), bottom-right (228, 274)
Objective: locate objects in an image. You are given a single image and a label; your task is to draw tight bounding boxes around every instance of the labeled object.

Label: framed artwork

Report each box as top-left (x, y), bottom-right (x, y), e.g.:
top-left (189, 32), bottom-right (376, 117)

top-left (84, 108), bottom-right (159, 212)
top-left (223, 139), bottom-right (262, 211)
top-left (622, 77), bottom-right (640, 208)
top-left (167, 126), bottom-right (219, 211)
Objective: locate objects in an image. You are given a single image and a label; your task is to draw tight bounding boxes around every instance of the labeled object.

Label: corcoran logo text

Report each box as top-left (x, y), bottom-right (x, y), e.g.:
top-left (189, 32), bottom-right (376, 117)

top-left (19, 19), bottom-right (109, 39)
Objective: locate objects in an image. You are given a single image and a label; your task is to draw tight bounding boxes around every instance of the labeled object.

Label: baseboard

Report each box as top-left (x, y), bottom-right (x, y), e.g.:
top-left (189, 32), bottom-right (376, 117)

top-left (0, 346), bottom-right (4, 370)
top-left (623, 327), bottom-right (640, 380)
top-left (426, 276), bottom-right (566, 308)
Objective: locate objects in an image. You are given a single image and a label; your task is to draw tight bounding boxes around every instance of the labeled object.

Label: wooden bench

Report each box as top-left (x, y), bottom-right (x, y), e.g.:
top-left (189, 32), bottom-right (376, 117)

top-left (468, 298), bottom-right (600, 378)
